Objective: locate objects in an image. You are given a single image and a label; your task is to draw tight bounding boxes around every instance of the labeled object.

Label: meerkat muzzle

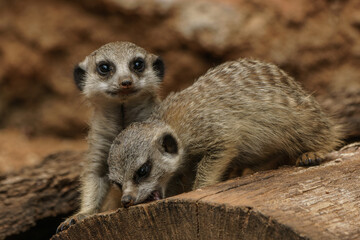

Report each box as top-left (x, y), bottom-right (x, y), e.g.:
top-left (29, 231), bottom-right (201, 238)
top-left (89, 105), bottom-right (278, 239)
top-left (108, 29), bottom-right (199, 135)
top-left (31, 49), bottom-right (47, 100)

top-left (121, 80), bottom-right (133, 88)
top-left (121, 195), bottom-right (135, 208)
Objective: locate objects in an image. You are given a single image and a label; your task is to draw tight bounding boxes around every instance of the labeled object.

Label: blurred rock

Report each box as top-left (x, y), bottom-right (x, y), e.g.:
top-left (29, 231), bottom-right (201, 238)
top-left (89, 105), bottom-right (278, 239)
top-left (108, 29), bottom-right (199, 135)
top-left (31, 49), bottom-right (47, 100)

top-left (174, 1), bottom-right (246, 52)
top-left (0, 0), bottom-right (359, 145)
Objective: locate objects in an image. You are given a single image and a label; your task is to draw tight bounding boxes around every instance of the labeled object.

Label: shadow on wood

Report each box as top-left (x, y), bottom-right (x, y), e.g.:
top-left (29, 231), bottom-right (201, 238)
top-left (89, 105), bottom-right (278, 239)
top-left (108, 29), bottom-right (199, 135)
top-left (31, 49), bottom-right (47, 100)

top-left (51, 143), bottom-right (360, 240)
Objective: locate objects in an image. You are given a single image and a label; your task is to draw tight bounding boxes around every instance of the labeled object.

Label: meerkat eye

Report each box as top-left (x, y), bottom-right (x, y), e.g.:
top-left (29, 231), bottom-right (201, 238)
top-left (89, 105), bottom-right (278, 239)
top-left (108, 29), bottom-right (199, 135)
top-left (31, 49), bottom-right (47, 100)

top-left (134, 161), bottom-right (151, 183)
top-left (97, 62), bottom-right (112, 76)
top-left (131, 58), bottom-right (145, 73)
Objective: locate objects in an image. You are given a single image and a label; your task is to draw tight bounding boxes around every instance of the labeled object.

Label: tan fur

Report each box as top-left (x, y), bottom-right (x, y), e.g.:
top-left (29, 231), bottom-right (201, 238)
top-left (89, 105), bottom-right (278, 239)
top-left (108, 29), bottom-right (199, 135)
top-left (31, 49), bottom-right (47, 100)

top-left (107, 58), bottom-right (343, 206)
top-left (100, 186), bottom-right (123, 212)
top-left (57, 42), bottom-right (164, 231)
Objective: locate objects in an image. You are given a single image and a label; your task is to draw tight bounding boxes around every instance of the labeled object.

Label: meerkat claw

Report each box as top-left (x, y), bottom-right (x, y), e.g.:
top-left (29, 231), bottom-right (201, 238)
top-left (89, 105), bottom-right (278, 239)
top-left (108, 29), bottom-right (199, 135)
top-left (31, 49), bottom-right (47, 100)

top-left (296, 152), bottom-right (323, 167)
top-left (56, 213), bottom-right (88, 234)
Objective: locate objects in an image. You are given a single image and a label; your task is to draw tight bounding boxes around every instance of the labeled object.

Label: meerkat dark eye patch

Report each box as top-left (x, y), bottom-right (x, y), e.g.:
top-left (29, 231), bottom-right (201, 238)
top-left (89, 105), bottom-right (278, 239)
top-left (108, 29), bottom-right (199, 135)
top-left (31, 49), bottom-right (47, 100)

top-left (134, 161), bottom-right (152, 183)
top-left (152, 57), bottom-right (165, 80)
top-left (130, 57), bottom-right (145, 73)
top-left (97, 62), bottom-right (113, 76)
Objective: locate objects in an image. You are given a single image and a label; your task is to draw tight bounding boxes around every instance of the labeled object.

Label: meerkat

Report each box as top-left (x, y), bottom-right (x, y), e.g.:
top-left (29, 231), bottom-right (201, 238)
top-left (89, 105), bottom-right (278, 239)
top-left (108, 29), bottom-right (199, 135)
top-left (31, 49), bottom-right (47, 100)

top-left (107, 58), bottom-right (342, 208)
top-left (56, 41), bottom-right (164, 232)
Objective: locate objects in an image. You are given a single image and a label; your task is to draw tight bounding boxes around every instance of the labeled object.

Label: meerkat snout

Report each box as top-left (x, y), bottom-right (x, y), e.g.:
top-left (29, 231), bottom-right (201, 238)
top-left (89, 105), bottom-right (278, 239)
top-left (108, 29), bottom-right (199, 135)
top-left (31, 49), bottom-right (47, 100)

top-left (121, 195), bottom-right (135, 208)
top-left (121, 80), bottom-right (132, 88)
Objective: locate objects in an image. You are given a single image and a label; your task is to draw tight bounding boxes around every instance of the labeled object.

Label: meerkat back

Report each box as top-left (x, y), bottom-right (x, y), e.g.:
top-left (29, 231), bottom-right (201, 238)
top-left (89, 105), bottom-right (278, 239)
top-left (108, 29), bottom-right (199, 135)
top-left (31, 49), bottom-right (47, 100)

top-left (160, 58), bottom-right (341, 165)
top-left (107, 58), bottom-right (342, 207)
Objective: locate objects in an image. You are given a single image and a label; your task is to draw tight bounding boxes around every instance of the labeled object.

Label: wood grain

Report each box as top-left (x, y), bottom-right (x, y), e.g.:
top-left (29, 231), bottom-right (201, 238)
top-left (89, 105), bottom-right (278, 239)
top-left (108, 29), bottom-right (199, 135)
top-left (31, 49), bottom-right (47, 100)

top-left (52, 143), bottom-right (360, 240)
top-left (0, 151), bottom-right (84, 239)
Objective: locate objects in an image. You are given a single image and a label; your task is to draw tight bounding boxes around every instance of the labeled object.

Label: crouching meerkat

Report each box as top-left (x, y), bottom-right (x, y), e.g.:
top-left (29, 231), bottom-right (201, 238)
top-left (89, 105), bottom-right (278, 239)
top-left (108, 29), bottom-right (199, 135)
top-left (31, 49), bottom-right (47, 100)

top-left (107, 58), bottom-right (342, 207)
top-left (57, 42), bottom-right (164, 232)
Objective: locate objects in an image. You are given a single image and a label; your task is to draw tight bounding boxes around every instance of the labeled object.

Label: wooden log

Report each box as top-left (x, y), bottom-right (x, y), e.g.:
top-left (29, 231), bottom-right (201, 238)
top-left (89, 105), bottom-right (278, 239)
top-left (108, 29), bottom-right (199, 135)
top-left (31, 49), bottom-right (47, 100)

top-left (0, 151), bottom-right (84, 239)
top-left (51, 143), bottom-right (360, 240)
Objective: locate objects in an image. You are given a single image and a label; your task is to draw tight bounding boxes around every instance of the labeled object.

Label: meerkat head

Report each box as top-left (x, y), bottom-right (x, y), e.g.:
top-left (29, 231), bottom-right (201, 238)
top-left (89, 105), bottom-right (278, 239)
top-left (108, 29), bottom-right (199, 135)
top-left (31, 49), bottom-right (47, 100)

top-left (107, 121), bottom-right (183, 208)
top-left (73, 41), bottom-right (164, 103)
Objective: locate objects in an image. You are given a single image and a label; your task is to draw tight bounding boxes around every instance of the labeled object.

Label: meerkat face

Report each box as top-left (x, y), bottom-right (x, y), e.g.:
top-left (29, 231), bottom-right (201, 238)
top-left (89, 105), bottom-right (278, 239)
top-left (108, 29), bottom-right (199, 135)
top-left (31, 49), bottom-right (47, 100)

top-left (107, 123), bottom-right (183, 207)
top-left (73, 42), bottom-right (164, 103)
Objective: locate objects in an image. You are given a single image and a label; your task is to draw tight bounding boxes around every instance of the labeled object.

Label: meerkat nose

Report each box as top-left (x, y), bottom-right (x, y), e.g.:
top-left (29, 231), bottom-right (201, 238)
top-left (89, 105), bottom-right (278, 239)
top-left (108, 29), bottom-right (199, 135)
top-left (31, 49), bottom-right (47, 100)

top-left (121, 195), bottom-right (135, 208)
top-left (121, 80), bottom-right (133, 89)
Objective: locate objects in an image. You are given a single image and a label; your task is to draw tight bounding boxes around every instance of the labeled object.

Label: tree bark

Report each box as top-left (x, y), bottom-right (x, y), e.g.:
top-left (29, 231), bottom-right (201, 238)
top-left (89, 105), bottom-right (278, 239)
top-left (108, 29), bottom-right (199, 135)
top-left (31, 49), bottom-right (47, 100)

top-left (0, 151), bottom-right (84, 239)
top-left (51, 143), bottom-right (360, 240)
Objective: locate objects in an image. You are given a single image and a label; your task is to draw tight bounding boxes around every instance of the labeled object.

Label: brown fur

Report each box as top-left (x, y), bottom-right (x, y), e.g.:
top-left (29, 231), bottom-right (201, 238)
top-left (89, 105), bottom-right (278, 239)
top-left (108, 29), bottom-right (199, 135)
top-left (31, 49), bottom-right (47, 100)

top-left (107, 58), bottom-right (343, 207)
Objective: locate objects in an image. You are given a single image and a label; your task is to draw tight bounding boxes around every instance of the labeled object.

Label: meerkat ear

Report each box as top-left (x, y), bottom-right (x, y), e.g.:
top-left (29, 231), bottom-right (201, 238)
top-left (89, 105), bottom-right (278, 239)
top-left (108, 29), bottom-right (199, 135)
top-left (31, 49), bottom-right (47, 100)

top-left (73, 59), bottom-right (88, 91)
top-left (152, 57), bottom-right (165, 81)
top-left (73, 65), bottom-right (86, 91)
top-left (160, 133), bottom-right (178, 154)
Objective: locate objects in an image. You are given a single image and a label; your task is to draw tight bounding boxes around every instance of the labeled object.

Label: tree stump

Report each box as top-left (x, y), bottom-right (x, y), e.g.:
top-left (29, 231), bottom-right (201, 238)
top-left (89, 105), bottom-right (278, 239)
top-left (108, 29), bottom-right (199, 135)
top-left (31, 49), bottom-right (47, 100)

top-left (51, 143), bottom-right (360, 240)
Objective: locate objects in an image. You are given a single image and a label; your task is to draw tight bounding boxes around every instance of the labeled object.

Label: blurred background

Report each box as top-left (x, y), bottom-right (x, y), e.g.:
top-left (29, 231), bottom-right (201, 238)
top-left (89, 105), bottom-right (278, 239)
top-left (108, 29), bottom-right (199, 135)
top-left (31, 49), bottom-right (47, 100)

top-left (0, 0), bottom-right (359, 174)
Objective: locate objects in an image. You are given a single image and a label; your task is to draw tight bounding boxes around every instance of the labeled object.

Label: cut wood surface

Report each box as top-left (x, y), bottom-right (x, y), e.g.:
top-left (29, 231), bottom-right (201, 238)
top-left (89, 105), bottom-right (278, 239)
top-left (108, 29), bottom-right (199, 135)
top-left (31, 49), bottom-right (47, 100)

top-left (52, 143), bottom-right (360, 240)
top-left (0, 151), bottom-right (84, 239)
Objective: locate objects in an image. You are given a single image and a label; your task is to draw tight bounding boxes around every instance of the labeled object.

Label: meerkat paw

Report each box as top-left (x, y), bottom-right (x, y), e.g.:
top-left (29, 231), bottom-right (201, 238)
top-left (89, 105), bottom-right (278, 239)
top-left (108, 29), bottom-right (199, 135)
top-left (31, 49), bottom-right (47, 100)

top-left (296, 152), bottom-right (324, 167)
top-left (56, 213), bottom-right (89, 233)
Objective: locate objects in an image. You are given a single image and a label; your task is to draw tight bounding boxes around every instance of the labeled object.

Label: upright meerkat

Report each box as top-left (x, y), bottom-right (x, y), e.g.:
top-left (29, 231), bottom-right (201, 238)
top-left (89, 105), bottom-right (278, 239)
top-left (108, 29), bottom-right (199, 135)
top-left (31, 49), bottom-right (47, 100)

top-left (57, 42), bottom-right (164, 232)
top-left (107, 58), bottom-right (342, 207)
